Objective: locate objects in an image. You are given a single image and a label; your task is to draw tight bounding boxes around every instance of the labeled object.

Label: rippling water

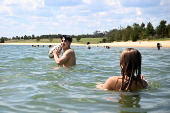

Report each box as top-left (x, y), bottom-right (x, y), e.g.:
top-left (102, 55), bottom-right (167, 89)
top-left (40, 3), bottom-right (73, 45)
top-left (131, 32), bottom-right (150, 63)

top-left (0, 45), bottom-right (170, 113)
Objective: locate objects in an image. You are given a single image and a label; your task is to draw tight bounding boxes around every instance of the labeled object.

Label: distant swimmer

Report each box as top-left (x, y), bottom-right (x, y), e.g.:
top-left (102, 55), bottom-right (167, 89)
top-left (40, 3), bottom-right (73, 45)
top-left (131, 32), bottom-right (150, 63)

top-left (96, 48), bottom-right (148, 91)
top-left (48, 45), bottom-right (52, 48)
top-left (86, 42), bottom-right (91, 49)
top-left (157, 43), bottom-right (162, 50)
top-left (106, 46), bottom-right (110, 49)
top-left (52, 35), bottom-right (76, 67)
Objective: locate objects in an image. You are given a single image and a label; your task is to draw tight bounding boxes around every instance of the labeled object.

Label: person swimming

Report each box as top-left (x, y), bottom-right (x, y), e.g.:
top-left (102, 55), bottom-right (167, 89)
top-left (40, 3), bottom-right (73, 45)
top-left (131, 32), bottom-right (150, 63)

top-left (53, 35), bottom-right (76, 67)
top-left (157, 43), bottom-right (162, 50)
top-left (97, 48), bottom-right (148, 91)
top-left (86, 42), bottom-right (91, 49)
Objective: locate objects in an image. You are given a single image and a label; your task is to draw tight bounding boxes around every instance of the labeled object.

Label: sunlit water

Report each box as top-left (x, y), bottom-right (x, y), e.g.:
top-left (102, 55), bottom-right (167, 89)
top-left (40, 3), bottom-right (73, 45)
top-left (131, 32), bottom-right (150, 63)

top-left (0, 45), bottom-right (170, 113)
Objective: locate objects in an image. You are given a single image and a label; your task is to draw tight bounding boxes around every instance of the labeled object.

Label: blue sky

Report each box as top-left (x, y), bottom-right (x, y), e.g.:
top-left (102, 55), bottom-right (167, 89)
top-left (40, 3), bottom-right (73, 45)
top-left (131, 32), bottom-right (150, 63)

top-left (0, 0), bottom-right (170, 38)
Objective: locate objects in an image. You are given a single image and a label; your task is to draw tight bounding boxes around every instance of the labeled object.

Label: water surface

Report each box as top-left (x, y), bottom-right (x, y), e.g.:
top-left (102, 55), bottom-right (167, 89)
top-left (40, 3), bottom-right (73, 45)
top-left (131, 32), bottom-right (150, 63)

top-left (0, 45), bottom-right (170, 113)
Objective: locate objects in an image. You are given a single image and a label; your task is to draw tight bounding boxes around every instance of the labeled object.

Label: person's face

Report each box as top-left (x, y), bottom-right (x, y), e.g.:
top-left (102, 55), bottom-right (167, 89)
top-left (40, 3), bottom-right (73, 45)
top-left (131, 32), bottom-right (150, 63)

top-left (61, 37), bottom-right (70, 49)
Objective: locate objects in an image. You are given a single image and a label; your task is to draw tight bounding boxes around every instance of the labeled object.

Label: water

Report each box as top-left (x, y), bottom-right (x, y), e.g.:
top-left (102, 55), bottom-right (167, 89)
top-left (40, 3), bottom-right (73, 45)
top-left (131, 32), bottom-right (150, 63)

top-left (0, 45), bottom-right (170, 113)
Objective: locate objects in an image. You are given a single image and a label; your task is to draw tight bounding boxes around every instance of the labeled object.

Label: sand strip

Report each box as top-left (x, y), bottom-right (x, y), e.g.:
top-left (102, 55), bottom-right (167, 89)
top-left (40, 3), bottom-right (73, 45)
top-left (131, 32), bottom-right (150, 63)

top-left (0, 41), bottom-right (169, 47)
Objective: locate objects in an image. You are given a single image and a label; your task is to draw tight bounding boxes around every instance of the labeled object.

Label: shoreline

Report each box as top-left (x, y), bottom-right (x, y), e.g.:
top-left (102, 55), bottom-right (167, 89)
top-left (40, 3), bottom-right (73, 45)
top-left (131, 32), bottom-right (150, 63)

top-left (0, 41), bottom-right (170, 47)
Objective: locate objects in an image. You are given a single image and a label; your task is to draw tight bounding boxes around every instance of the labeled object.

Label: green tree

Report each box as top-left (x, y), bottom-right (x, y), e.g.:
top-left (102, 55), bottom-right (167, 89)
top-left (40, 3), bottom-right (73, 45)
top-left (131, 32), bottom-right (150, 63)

top-left (36, 36), bottom-right (40, 42)
top-left (32, 34), bottom-right (35, 40)
top-left (140, 22), bottom-right (145, 31)
top-left (131, 23), bottom-right (140, 41)
top-left (76, 36), bottom-right (81, 42)
top-left (102, 38), bottom-right (107, 43)
top-left (24, 35), bottom-right (28, 40)
top-left (146, 22), bottom-right (155, 37)
top-left (122, 26), bottom-right (132, 41)
top-left (0, 37), bottom-right (5, 43)
top-left (16, 36), bottom-right (20, 40)
top-left (166, 24), bottom-right (170, 38)
top-left (139, 22), bottom-right (146, 40)
top-left (106, 29), bottom-right (117, 42)
top-left (156, 20), bottom-right (167, 38)
top-left (49, 37), bottom-right (53, 42)
top-left (58, 34), bottom-right (62, 39)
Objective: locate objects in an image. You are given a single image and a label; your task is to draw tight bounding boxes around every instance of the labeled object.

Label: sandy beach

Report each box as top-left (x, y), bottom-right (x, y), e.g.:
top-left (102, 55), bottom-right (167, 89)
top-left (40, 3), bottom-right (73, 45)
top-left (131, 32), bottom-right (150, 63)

top-left (0, 41), bottom-right (169, 47)
top-left (91, 41), bottom-right (170, 48)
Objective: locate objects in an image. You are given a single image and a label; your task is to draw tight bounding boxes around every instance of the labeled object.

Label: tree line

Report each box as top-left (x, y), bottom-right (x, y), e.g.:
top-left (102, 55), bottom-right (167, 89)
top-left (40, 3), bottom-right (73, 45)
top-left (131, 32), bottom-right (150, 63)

top-left (103, 20), bottom-right (170, 42)
top-left (1, 20), bottom-right (170, 43)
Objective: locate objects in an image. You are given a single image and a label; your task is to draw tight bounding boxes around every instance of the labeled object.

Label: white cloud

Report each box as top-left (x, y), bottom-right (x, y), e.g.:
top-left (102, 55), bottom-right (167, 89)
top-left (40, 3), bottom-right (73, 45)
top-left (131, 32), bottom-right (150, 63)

top-left (104, 0), bottom-right (120, 6)
top-left (3, 0), bottom-right (44, 11)
top-left (136, 8), bottom-right (142, 15)
top-left (82, 0), bottom-right (91, 4)
top-left (93, 12), bottom-right (108, 17)
top-left (0, 0), bottom-right (169, 38)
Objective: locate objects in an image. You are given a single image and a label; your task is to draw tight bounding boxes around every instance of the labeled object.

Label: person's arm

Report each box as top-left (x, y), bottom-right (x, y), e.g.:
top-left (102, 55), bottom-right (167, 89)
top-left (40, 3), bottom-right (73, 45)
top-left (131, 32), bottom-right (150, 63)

top-left (53, 49), bottom-right (70, 65)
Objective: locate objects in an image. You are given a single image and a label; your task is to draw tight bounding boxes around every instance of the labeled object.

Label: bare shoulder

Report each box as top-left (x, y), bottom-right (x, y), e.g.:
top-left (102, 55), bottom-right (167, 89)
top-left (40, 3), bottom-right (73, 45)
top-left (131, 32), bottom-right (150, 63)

top-left (107, 76), bottom-right (120, 81)
top-left (65, 49), bottom-right (75, 54)
top-left (103, 76), bottom-right (121, 90)
top-left (63, 49), bottom-right (75, 56)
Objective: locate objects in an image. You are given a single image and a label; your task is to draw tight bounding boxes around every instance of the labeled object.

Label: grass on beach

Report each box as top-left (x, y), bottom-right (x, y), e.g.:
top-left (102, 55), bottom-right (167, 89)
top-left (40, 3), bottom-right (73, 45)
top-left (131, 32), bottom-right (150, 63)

top-left (5, 38), bottom-right (103, 44)
top-left (4, 37), bottom-right (170, 44)
top-left (150, 38), bottom-right (170, 41)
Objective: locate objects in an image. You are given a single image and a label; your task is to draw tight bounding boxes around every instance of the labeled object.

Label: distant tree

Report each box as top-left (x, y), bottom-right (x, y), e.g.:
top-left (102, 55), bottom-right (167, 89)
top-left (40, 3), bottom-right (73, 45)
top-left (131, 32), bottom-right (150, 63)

top-left (32, 34), bottom-right (35, 39)
top-left (24, 35), bottom-right (28, 40)
top-left (76, 37), bottom-right (81, 42)
top-left (71, 35), bottom-right (75, 38)
top-left (49, 37), bottom-right (53, 42)
top-left (93, 30), bottom-right (100, 37)
top-left (36, 36), bottom-right (40, 42)
top-left (166, 24), bottom-right (170, 38)
top-left (131, 23), bottom-right (140, 41)
top-left (0, 37), bottom-right (5, 43)
top-left (140, 22), bottom-right (145, 30)
top-left (115, 30), bottom-right (122, 41)
top-left (156, 20), bottom-right (167, 38)
top-left (93, 30), bottom-right (105, 38)
top-left (16, 36), bottom-right (20, 40)
top-left (139, 22), bottom-right (146, 40)
top-left (58, 34), bottom-right (62, 39)
top-left (146, 22), bottom-right (155, 37)
top-left (122, 26), bottom-right (132, 41)
top-left (106, 29), bottom-right (117, 42)
top-left (102, 38), bottom-right (107, 43)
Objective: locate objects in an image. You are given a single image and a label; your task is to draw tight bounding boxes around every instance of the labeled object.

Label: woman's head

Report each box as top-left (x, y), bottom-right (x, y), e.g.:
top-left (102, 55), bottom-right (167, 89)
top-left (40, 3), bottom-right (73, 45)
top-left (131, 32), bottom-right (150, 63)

top-left (120, 48), bottom-right (141, 78)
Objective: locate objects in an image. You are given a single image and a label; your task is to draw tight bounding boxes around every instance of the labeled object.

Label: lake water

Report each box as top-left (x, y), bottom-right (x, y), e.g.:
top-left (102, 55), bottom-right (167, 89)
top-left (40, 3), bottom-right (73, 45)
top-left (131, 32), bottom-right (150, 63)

top-left (0, 45), bottom-right (170, 113)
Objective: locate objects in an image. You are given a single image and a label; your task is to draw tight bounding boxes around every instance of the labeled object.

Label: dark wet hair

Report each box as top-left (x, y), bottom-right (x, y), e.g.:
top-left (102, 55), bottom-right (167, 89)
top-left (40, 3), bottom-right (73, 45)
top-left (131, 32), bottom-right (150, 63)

top-left (87, 42), bottom-right (90, 45)
top-left (61, 35), bottom-right (72, 42)
top-left (120, 48), bottom-right (143, 90)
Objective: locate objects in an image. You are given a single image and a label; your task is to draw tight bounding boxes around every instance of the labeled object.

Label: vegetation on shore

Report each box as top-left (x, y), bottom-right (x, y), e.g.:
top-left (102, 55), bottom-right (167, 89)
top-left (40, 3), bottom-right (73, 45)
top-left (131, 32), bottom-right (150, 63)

top-left (3, 38), bottom-right (103, 44)
top-left (1, 20), bottom-right (170, 44)
top-left (2, 37), bottom-right (170, 45)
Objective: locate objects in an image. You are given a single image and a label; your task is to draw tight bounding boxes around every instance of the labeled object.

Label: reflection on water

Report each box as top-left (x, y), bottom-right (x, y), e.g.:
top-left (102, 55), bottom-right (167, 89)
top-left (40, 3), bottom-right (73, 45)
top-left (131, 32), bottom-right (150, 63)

top-left (0, 45), bottom-right (170, 113)
top-left (118, 92), bottom-right (141, 108)
top-left (104, 91), bottom-right (147, 113)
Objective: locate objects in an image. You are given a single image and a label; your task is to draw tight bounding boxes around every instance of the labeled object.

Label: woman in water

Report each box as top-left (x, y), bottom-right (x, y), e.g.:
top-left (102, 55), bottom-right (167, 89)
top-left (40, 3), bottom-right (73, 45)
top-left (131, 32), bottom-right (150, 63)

top-left (97, 48), bottom-right (148, 91)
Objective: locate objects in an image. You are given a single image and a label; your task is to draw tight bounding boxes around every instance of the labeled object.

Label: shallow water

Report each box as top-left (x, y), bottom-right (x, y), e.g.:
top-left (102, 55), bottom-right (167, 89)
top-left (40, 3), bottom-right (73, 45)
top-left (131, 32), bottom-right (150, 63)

top-left (0, 45), bottom-right (170, 113)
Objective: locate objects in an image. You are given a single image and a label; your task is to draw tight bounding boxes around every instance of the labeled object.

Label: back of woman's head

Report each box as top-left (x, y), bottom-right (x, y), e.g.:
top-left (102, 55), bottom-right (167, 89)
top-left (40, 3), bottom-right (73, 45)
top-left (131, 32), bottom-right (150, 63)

top-left (120, 48), bottom-right (141, 79)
